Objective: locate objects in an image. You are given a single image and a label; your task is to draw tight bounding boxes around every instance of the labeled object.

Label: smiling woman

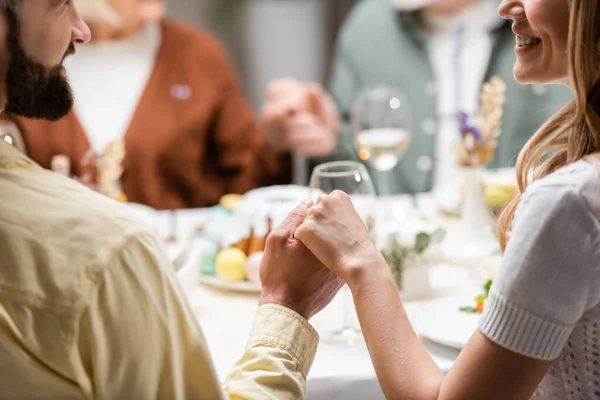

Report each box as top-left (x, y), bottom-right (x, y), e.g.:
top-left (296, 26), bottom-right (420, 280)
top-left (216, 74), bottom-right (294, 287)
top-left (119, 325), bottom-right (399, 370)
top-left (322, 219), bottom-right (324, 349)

top-left (293, 0), bottom-right (600, 399)
top-left (502, 0), bottom-right (570, 85)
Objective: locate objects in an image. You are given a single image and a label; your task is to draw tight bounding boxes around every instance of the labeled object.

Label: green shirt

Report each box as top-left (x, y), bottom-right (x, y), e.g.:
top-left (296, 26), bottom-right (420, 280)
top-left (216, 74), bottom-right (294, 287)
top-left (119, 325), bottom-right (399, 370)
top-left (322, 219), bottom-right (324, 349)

top-left (317, 0), bottom-right (571, 194)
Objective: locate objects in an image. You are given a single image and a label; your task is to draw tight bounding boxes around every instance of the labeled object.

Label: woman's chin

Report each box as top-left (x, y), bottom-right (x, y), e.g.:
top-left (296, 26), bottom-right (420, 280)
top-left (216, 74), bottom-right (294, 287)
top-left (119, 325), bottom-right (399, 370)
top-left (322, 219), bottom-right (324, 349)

top-left (513, 63), bottom-right (569, 86)
top-left (513, 67), bottom-right (548, 86)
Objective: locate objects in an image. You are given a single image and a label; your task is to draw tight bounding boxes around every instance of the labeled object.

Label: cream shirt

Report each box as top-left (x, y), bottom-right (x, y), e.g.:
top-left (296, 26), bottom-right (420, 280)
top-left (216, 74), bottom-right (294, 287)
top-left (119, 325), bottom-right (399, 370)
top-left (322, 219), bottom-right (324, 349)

top-left (0, 140), bottom-right (318, 399)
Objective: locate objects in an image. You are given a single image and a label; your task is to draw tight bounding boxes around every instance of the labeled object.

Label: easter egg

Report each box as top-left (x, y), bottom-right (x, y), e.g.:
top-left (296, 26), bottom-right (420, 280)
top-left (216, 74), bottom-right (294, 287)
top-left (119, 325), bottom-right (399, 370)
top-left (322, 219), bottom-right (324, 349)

top-left (246, 251), bottom-right (264, 285)
top-left (219, 194), bottom-right (244, 212)
top-left (216, 247), bottom-right (247, 282)
top-left (192, 237), bottom-right (219, 276)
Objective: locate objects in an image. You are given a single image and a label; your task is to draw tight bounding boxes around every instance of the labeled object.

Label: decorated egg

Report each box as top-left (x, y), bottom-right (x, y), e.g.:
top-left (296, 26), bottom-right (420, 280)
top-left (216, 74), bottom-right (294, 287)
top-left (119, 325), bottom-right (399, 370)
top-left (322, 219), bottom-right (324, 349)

top-left (216, 247), bottom-right (247, 282)
top-left (192, 237), bottom-right (219, 276)
top-left (246, 251), bottom-right (264, 285)
top-left (219, 194), bottom-right (244, 212)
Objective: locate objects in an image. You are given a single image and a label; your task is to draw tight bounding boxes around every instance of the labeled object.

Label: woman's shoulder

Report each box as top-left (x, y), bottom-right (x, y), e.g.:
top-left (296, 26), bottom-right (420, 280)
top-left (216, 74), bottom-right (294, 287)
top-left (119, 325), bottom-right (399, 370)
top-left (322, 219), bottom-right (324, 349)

top-left (518, 160), bottom-right (600, 223)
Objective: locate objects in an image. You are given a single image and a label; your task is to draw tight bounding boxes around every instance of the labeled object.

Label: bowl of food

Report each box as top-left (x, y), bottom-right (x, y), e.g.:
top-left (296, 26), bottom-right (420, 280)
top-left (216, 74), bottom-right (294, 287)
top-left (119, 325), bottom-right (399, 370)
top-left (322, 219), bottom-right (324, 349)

top-left (435, 168), bottom-right (517, 217)
top-left (483, 168), bottom-right (518, 216)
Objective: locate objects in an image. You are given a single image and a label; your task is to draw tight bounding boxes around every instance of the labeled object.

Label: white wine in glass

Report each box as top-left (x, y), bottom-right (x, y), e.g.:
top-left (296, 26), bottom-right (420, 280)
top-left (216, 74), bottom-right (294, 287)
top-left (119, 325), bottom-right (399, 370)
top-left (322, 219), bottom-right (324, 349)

top-left (352, 87), bottom-right (412, 196)
top-left (356, 127), bottom-right (411, 172)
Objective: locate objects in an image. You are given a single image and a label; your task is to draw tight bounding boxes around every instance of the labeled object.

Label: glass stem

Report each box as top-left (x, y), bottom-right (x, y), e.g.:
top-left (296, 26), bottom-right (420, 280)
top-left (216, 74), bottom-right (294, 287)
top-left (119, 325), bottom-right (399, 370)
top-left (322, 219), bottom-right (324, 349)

top-left (341, 285), bottom-right (355, 330)
top-left (378, 168), bottom-right (393, 196)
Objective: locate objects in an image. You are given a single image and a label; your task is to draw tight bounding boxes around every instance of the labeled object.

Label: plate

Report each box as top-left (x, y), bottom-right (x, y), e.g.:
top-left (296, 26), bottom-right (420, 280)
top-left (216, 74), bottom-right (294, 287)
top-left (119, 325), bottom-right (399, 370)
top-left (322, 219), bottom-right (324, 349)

top-left (174, 244), bottom-right (203, 299)
top-left (126, 202), bottom-right (157, 228)
top-left (200, 275), bottom-right (262, 294)
top-left (411, 288), bottom-right (482, 350)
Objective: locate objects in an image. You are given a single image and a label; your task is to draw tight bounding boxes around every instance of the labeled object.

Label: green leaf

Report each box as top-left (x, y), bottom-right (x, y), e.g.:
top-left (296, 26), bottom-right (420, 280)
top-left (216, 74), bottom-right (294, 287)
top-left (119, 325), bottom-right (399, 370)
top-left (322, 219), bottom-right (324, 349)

top-left (484, 279), bottom-right (493, 295)
top-left (413, 232), bottom-right (431, 254)
top-left (459, 306), bottom-right (477, 313)
top-left (430, 228), bottom-right (447, 244)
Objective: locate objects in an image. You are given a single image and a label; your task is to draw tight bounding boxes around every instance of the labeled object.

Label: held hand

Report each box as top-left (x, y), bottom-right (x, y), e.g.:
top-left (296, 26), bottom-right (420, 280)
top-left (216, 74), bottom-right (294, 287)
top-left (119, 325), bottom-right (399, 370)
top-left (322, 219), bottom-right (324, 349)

top-left (260, 79), bottom-right (340, 157)
top-left (294, 191), bottom-right (386, 287)
top-left (259, 200), bottom-right (345, 321)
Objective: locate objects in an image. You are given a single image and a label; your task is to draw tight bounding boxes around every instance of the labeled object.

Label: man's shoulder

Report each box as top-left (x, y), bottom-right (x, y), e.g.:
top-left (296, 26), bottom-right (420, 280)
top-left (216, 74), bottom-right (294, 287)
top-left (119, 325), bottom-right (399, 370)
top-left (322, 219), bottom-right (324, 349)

top-left (337, 0), bottom-right (416, 59)
top-left (348, 0), bottom-right (397, 22)
top-left (342, 0), bottom-right (399, 35)
top-left (0, 165), bottom-right (150, 311)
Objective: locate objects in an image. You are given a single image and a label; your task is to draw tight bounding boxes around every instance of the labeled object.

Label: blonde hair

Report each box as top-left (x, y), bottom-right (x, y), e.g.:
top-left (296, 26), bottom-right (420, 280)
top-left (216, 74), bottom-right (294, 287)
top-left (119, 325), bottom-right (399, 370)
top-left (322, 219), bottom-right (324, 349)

top-left (498, 0), bottom-right (600, 249)
top-left (75, 0), bottom-right (122, 26)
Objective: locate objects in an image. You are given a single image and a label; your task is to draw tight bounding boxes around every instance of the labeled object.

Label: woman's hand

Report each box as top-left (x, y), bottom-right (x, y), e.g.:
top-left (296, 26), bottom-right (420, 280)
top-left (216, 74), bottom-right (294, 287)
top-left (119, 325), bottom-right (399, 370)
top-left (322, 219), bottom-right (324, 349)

top-left (259, 200), bottom-right (345, 321)
top-left (294, 190), bottom-right (387, 287)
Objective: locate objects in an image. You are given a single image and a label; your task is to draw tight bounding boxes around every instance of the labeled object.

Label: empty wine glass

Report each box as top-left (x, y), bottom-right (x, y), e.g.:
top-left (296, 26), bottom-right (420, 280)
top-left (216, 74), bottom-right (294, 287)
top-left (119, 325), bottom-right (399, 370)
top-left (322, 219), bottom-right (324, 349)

top-left (310, 161), bottom-right (376, 346)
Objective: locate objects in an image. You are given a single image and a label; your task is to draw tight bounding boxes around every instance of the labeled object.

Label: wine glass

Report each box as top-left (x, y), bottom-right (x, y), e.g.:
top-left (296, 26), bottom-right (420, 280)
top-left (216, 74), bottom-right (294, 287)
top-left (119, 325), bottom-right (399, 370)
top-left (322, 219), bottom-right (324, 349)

top-left (310, 161), bottom-right (376, 346)
top-left (351, 86), bottom-right (411, 197)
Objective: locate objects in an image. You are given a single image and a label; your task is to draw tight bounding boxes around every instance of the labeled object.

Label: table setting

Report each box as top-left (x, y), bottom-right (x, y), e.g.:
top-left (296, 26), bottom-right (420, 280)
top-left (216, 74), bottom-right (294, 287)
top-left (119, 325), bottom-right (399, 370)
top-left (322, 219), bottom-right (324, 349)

top-left (124, 185), bottom-right (507, 399)
top-left (121, 76), bottom-right (516, 399)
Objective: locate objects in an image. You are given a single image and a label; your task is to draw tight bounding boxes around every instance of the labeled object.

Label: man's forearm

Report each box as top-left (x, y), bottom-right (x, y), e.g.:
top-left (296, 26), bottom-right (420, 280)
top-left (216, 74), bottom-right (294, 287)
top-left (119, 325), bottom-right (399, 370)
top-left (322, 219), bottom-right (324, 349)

top-left (224, 305), bottom-right (318, 400)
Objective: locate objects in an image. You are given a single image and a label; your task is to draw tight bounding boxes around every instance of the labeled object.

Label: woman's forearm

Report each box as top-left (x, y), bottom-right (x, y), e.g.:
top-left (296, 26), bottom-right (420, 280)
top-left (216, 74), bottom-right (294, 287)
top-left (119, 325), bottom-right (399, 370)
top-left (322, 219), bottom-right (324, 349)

top-left (349, 255), bottom-right (443, 400)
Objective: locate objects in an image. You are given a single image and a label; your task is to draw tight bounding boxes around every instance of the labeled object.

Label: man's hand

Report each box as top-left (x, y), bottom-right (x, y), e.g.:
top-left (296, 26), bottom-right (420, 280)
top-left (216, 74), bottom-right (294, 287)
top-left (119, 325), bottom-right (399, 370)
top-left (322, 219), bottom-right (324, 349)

top-left (259, 200), bottom-right (345, 321)
top-left (260, 79), bottom-right (340, 157)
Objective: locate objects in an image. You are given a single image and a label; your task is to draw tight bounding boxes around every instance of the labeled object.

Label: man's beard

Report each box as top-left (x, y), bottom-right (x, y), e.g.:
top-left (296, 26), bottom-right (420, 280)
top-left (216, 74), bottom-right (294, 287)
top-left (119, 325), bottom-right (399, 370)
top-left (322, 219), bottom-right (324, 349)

top-left (3, 9), bottom-right (75, 121)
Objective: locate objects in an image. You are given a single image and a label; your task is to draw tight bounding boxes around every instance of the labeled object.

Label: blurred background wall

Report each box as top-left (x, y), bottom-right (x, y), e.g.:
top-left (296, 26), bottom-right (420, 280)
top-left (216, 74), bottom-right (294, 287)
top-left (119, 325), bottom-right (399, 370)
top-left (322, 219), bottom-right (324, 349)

top-left (167, 0), bottom-right (356, 111)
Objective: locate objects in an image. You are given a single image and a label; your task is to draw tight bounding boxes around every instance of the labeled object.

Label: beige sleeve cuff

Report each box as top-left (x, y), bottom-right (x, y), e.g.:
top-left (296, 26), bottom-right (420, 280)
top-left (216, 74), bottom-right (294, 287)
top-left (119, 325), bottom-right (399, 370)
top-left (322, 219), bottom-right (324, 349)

top-left (247, 304), bottom-right (319, 377)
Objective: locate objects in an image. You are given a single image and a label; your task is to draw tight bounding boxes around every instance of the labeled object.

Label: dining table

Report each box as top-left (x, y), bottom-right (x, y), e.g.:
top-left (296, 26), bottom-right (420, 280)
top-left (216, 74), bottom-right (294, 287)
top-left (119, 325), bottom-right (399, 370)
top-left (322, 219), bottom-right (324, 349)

top-left (130, 193), bottom-right (497, 400)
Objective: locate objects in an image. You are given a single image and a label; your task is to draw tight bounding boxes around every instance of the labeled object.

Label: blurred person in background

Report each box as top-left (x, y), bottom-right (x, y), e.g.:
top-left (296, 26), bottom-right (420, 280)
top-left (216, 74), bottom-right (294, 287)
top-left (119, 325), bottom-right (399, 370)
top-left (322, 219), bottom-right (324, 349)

top-left (3, 0), bottom-right (336, 210)
top-left (0, 1), bottom-right (343, 397)
top-left (263, 0), bottom-right (571, 200)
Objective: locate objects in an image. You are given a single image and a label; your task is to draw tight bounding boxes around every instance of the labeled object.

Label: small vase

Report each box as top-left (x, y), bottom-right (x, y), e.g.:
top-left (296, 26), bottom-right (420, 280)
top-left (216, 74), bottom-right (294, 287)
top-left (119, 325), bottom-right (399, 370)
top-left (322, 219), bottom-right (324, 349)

top-left (443, 167), bottom-right (500, 262)
top-left (386, 254), bottom-right (433, 301)
top-left (398, 257), bottom-right (433, 301)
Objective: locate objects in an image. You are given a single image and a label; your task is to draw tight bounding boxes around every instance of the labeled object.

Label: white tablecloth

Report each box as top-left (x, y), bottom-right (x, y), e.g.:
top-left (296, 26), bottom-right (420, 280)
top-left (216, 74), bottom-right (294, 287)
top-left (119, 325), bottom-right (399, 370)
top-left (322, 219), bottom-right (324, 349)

top-left (129, 195), bottom-right (488, 399)
top-left (185, 264), bottom-right (475, 400)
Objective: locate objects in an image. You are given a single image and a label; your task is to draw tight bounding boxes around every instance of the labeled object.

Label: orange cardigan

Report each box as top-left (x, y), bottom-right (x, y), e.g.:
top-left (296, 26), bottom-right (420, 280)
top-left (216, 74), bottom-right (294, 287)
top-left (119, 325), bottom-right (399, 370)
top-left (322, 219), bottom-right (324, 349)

top-left (9, 20), bottom-right (291, 210)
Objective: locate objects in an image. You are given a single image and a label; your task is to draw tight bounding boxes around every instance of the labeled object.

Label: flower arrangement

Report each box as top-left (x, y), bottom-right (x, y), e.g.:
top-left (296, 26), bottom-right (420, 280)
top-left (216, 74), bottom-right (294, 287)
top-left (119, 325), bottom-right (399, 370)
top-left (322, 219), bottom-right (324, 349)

top-left (98, 140), bottom-right (127, 202)
top-left (457, 76), bottom-right (507, 167)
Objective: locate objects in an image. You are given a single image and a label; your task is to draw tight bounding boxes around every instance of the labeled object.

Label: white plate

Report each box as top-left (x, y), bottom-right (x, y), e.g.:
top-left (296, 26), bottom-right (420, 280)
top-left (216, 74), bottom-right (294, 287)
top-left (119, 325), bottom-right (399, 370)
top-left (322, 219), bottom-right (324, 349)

top-left (126, 202), bottom-right (157, 228)
top-left (200, 275), bottom-right (262, 294)
top-left (412, 288), bottom-right (482, 350)
top-left (173, 244), bottom-right (202, 299)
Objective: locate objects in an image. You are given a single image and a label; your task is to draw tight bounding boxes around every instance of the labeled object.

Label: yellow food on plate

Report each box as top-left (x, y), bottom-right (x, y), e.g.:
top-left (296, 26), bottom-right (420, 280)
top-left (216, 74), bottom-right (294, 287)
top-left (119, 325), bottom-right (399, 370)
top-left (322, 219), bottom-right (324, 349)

top-left (483, 168), bottom-right (518, 214)
top-left (484, 184), bottom-right (517, 209)
top-left (219, 194), bottom-right (244, 212)
top-left (216, 248), bottom-right (247, 282)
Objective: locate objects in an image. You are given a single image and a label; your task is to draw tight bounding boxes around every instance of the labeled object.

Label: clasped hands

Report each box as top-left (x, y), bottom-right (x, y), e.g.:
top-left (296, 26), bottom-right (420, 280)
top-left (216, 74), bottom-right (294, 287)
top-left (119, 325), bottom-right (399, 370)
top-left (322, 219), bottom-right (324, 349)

top-left (259, 191), bottom-right (389, 321)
